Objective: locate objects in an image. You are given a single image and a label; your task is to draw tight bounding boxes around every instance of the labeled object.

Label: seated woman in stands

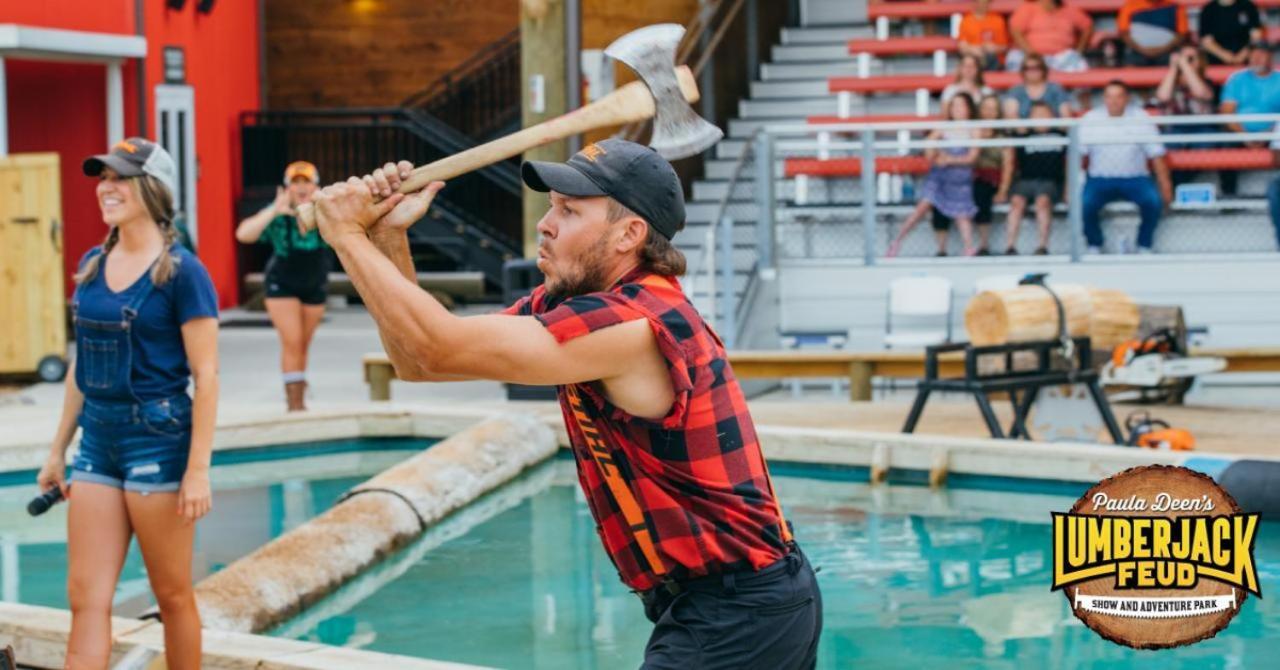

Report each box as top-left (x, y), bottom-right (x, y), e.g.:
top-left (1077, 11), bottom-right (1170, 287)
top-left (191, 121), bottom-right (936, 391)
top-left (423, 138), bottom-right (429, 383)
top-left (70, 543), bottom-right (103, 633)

top-left (1005, 102), bottom-right (1068, 255)
top-left (933, 94), bottom-right (1010, 255)
top-left (1002, 53), bottom-right (1075, 119)
top-left (887, 94), bottom-right (981, 258)
top-left (941, 54), bottom-right (994, 107)
top-left (1006, 0), bottom-right (1093, 72)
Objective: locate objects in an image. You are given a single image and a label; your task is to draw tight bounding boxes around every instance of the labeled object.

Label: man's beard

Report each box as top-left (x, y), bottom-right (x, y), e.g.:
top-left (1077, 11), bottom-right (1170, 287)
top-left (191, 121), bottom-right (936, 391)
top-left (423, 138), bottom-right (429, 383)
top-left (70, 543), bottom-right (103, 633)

top-left (545, 233), bottom-right (613, 299)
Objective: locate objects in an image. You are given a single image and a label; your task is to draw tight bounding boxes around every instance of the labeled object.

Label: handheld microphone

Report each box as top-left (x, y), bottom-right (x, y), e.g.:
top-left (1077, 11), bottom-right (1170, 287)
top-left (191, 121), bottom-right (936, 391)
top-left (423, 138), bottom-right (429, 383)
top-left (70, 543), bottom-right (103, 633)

top-left (27, 487), bottom-right (65, 516)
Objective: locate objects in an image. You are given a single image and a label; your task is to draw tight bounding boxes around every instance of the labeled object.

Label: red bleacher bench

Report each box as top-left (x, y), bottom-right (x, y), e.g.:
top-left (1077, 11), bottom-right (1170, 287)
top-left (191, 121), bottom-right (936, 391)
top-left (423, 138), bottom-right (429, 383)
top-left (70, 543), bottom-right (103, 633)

top-left (853, 27), bottom-right (1280, 55)
top-left (808, 114), bottom-right (942, 125)
top-left (867, 0), bottom-right (1280, 20)
top-left (848, 36), bottom-right (957, 56)
top-left (829, 66), bottom-right (1241, 95)
top-left (783, 148), bottom-right (1276, 179)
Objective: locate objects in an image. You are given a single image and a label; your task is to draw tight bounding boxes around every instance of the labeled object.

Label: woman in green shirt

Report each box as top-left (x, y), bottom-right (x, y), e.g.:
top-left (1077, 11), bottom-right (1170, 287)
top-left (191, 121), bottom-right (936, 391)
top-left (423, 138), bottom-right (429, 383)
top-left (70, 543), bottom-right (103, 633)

top-left (235, 161), bottom-right (330, 411)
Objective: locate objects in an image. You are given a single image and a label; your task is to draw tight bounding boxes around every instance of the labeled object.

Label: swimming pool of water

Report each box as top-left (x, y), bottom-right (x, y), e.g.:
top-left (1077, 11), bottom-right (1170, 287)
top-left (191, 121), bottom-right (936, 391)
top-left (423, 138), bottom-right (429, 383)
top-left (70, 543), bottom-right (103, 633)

top-left (280, 459), bottom-right (1280, 669)
top-left (0, 438), bottom-right (427, 615)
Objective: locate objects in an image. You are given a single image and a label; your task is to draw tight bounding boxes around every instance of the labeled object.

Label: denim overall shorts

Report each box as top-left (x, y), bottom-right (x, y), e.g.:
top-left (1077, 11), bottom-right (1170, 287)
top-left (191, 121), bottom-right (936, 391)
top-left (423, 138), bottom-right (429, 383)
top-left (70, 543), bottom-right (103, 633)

top-left (70, 268), bottom-right (192, 494)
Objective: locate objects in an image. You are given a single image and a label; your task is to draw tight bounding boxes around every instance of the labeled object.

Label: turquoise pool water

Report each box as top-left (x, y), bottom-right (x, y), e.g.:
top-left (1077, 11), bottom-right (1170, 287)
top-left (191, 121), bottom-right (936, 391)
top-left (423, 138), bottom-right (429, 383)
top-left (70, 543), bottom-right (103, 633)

top-left (282, 459), bottom-right (1280, 669)
top-left (0, 438), bottom-right (426, 615)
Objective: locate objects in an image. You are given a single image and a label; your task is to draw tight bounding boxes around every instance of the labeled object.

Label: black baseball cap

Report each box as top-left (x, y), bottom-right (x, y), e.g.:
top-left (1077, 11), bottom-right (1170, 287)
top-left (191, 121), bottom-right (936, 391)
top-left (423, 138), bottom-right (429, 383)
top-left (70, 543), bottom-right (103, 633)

top-left (521, 139), bottom-right (686, 239)
top-left (83, 137), bottom-right (178, 197)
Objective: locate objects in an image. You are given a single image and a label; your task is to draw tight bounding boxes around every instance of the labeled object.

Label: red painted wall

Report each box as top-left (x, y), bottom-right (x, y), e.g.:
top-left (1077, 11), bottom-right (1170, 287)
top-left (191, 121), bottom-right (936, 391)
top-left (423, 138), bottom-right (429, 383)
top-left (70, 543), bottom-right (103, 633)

top-left (3, 0), bottom-right (260, 307)
top-left (142, 1), bottom-right (262, 306)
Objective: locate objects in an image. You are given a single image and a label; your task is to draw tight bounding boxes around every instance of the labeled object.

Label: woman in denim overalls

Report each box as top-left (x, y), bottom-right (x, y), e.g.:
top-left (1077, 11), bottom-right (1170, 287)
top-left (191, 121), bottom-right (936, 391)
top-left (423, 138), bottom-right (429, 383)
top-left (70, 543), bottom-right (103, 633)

top-left (36, 138), bottom-right (219, 670)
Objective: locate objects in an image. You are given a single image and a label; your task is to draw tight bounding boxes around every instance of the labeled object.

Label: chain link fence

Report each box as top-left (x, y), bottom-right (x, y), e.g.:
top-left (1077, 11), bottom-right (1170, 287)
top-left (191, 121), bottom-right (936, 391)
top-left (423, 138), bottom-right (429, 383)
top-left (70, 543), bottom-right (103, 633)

top-left (761, 113), bottom-right (1280, 261)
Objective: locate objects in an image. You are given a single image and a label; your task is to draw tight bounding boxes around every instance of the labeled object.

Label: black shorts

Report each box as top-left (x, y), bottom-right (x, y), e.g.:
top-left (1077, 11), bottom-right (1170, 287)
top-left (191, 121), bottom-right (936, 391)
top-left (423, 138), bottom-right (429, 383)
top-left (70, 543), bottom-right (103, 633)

top-left (264, 251), bottom-right (330, 305)
top-left (640, 545), bottom-right (823, 669)
top-left (933, 180), bottom-right (996, 230)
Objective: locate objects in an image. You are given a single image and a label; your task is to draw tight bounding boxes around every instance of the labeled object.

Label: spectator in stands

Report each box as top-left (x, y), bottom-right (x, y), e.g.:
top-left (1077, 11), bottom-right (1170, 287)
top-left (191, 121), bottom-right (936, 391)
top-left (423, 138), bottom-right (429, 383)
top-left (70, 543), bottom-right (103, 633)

top-left (887, 94), bottom-right (980, 258)
top-left (1080, 81), bottom-right (1172, 254)
top-left (1118, 0), bottom-right (1189, 66)
top-left (1265, 138), bottom-right (1280, 248)
top-left (942, 54), bottom-right (994, 106)
top-left (1221, 44), bottom-right (1280, 136)
top-left (973, 95), bottom-right (1012, 254)
top-left (932, 94), bottom-right (1008, 254)
top-left (1006, 0), bottom-right (1093, 73)
top-left (1198, 0), bottom-right (1263, 66)
top-left (1153, 45), bottom-right (1236, 193)
top-left (958, 0), bottom-right (1010, 71)
top-left (1005, 102), bottom-right (1067, 255)
top-left (1003, 53), bottom-right (1075, 119)
top-left (1154, 46), bottom-right (1220, 121)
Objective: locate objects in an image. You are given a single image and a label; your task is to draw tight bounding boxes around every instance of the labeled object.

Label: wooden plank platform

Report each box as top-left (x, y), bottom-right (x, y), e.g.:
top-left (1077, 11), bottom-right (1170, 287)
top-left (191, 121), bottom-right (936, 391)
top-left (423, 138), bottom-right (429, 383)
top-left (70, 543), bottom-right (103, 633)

top-left (362, 347), bottom-right (1280, 402)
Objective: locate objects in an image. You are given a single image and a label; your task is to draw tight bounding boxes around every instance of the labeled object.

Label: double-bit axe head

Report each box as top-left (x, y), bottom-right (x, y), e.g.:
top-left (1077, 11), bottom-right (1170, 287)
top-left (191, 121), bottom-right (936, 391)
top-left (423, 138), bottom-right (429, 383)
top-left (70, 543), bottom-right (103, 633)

top-left (605, 24), bottom-right (724, 160)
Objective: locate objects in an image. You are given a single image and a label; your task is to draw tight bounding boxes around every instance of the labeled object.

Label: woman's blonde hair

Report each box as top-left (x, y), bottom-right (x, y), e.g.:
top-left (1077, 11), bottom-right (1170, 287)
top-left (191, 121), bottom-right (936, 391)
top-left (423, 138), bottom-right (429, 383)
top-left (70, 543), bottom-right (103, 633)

top-left (75, 175), bottom-right (181, 286)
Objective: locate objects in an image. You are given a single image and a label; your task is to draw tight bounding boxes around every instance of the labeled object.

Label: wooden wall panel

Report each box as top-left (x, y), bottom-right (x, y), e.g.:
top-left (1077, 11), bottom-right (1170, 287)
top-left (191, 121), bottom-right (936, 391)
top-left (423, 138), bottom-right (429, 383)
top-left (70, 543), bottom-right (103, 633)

top-left (265, 0), bottom-right (519, 109)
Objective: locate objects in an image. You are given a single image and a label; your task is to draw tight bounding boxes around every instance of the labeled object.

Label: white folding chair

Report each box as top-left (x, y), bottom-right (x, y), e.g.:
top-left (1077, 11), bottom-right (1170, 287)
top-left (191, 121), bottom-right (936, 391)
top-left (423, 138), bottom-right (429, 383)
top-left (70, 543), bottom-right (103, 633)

top-left (884, 276), bottom-right (953, 350)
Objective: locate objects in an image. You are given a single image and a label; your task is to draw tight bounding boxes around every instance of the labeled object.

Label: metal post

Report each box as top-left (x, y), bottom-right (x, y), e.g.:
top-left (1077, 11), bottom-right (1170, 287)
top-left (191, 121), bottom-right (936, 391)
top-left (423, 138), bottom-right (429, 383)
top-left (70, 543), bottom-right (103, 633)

top-left (565, 0), bottom-right (582, 153)
top-left (1066, 125), bottom-right (1084, 262)
top-left (746, 0), bottom-right (760, 81)
top-left (753, 132), bottom-right (776, 269)
top-left (861, 128), bottom-right (877, 264)
top-left (0, 57), bottom-right (7, 156)
top-left (107, 61), bottom-right (125, 146)
top-left (718, 215), bottom-right (737, 347)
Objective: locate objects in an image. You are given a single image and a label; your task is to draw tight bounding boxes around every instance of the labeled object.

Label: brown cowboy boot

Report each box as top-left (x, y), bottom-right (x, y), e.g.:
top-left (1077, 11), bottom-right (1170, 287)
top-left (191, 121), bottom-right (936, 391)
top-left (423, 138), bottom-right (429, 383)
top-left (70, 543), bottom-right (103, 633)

top-left (285, 380), bottom-right (307, 412)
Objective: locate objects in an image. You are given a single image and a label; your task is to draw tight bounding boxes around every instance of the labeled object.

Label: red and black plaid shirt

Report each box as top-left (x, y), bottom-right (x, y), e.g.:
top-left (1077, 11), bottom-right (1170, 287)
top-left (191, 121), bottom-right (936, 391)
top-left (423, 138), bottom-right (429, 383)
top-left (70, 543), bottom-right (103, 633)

top-left (504, 268), bottom-right (791, 591)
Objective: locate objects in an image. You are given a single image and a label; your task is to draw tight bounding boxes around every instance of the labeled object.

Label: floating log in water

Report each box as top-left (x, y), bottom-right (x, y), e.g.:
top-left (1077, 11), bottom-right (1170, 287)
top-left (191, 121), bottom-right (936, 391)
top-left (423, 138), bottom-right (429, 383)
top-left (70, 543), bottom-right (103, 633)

top-left (193, 414), bottom-right (557, 634)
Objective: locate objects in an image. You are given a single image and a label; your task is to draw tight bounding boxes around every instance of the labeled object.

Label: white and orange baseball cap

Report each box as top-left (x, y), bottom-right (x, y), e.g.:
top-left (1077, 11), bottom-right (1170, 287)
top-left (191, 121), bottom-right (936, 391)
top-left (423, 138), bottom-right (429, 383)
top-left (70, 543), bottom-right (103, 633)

top-left (284, 161), bottom-right (320, 184)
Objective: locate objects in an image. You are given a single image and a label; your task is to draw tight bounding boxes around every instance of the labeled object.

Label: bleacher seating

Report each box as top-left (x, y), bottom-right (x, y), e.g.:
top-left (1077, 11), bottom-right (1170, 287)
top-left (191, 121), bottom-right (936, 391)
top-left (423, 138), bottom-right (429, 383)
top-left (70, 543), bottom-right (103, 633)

top-left (784, 147), bottom-right (1276, 178)
top-left (867, 0), bottom-right (1280, 21)
top-left (849, 28), bottom-right (1280, 57)
top-left (830, 66), bottom-right (1242, 95)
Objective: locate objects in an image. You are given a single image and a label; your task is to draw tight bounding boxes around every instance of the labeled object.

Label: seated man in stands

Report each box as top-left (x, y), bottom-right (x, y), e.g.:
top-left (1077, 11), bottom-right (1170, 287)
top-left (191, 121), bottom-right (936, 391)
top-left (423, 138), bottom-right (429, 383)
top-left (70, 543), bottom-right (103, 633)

top-left (1198, 0), bottom-right (1262, 66)
top-left (1080, 81), bottom-right (1172, 254)
top-left (1118, 0), bottom-right (1189, 66)
top-left (957, 0), bottom-right (1009, 71)
top-left (1006, 0), bottom-right (1093, 72)
top-left (1221, 44), bottom-right (1280, 139)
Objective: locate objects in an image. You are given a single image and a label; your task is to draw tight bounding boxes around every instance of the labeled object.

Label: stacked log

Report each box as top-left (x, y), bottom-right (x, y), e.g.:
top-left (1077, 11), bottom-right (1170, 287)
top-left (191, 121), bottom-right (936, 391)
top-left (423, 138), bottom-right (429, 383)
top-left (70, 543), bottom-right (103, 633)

top-left (964, 284), bottom-right (1139, 350)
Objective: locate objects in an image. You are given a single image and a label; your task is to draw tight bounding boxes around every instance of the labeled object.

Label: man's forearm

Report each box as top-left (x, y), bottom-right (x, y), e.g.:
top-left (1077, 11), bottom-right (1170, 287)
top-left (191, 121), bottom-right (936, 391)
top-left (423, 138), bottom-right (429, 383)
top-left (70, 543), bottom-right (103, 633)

top-left (366, 228), bottom-right (424, 372)
top-left (370, 227), bottom-right (416, 283)
top-left (331, 233), bottom-right (456, 374)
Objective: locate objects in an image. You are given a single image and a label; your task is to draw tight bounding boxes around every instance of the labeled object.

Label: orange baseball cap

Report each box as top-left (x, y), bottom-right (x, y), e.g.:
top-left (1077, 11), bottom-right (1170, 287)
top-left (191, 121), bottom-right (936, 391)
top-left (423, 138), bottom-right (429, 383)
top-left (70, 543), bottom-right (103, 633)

top-left (284, 161), bottom-right (319, 184)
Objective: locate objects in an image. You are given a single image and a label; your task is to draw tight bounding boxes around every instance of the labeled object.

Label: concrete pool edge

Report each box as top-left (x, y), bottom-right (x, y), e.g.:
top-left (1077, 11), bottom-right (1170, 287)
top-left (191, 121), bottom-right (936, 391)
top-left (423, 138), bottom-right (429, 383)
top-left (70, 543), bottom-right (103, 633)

top-left (0, 602), bottom-right (488, 669)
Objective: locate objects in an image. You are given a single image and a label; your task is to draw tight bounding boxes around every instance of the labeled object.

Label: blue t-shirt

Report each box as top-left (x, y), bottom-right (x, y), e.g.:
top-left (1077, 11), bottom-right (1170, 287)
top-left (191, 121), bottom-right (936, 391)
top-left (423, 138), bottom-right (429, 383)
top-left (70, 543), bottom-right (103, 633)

top-left (1221, 70), bottom-right (1280, 132)
top-left (74, 246), bottom-right (219, 401)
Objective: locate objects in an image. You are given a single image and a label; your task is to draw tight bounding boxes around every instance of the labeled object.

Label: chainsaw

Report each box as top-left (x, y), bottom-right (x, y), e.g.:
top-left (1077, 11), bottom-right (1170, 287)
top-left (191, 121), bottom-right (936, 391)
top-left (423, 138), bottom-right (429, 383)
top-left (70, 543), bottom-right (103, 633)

top-left (1099, 329), bottom-right (1225, 403)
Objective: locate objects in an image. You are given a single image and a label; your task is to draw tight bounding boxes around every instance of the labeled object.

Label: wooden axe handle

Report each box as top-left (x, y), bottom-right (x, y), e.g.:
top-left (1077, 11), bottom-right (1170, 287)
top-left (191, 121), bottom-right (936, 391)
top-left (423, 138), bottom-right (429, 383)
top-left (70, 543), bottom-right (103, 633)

top-left (297, 65), bottom-right (699, 232)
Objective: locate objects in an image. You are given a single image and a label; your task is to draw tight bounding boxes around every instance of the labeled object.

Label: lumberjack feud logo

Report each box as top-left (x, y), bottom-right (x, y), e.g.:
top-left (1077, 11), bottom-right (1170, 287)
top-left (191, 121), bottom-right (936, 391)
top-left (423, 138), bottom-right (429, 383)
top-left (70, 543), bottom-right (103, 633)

top-left (1051, 465), bottom-right (1261, 649)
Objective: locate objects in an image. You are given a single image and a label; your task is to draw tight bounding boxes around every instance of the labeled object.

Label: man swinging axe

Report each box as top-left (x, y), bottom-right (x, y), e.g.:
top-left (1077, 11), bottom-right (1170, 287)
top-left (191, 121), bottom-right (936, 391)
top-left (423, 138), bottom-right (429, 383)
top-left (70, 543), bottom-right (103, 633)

top-left (310, 24), bottom-right (822, 669)
top-left (315, 137), bottom-right (822, 668)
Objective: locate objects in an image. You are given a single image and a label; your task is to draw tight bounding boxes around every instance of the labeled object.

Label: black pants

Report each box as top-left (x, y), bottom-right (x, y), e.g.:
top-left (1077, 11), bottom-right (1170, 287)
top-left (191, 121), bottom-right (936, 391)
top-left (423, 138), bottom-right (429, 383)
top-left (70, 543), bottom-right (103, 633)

top-left (640, 546), bottom-right (823, 669)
